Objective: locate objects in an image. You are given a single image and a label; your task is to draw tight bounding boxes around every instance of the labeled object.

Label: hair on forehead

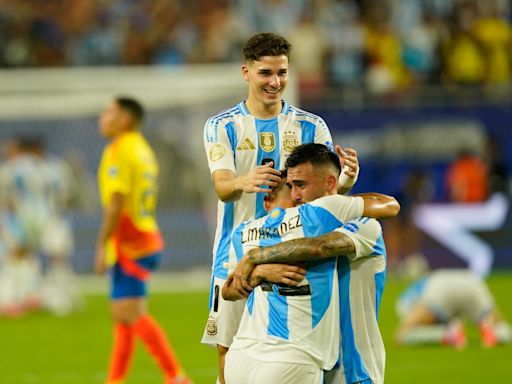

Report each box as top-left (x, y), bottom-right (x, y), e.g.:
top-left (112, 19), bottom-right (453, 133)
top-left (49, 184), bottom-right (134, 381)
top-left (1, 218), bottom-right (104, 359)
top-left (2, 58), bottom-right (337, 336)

top-left (285, 143), bottom-right (341, 175)
top-left (243, 33), bottom-right (292, 62)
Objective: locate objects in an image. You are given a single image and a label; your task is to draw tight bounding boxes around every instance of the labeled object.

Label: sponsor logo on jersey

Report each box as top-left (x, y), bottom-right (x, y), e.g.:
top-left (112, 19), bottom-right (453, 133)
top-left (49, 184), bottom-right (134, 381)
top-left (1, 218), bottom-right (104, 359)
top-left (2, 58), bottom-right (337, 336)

top-left (259, 132), bottom-right (275, 152)
top-left (236, 138), bottom-right (255, 151)
top-left (209, 144), bottom-right (226, 162)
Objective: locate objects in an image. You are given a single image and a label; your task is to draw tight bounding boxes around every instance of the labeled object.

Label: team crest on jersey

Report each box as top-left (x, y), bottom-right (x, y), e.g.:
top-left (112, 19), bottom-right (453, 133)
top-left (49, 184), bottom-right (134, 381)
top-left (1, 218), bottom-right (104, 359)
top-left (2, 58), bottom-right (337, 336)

top-left (259, 132), bottom-right (275, 152)
top-left (206, 315), bottom-right (218, 336)
top-left (270, 209), bottom-right (280, 219)
top-left (209, 144), bottom-right (226, 162)
top-left (108, 166), bottom-right (118, 178)
top-left (283, 130), bottom-right (299, 153)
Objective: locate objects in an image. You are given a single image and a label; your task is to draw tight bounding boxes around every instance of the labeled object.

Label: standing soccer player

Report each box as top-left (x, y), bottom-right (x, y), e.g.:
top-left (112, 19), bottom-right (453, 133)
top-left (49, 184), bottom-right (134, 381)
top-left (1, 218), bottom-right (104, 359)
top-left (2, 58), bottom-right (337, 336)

top-left (96, 97), bottom-right (190, 384)
top-left (202, 32), bottom-right (359, 383)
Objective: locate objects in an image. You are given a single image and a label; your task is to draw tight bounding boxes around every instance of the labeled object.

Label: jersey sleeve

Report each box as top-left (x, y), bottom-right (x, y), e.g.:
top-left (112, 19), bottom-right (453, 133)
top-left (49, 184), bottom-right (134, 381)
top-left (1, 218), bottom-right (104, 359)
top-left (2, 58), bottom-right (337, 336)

top-left (203, 117), bottom-right (236, 174)
top-left (334, 217), bottom-right (383, 261)
top-left (310, 195), bottom-right (364, 223)
top-left (314, 116), bottom-right (334, 151)
top-left (106, 143), bottom-right (131, 196)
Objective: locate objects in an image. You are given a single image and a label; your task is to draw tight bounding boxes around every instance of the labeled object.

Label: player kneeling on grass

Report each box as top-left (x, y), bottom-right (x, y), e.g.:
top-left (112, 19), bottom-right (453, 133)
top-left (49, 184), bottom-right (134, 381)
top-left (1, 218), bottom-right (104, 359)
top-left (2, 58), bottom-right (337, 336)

top-left (395, 268), bottom-right (512, 349)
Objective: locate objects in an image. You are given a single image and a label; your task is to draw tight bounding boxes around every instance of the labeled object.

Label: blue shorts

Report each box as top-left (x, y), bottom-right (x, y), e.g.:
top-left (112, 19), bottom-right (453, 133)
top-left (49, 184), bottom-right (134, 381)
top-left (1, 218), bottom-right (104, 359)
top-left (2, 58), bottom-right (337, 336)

top-left (110, 252), bottom-right (161, 300)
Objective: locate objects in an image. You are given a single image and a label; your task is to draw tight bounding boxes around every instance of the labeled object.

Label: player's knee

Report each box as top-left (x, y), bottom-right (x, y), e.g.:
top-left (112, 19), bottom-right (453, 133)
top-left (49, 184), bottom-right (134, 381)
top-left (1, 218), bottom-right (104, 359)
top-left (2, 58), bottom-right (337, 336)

top-left (111, 299), bottom-right (146, 324)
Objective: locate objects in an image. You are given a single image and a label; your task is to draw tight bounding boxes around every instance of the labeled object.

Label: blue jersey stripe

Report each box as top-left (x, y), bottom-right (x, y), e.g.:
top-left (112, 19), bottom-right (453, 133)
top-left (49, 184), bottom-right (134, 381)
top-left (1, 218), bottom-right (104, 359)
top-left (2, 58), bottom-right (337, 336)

top-left (255, 117), bottom-right (280, 219)
top-left (232, 222), bottom-right (247, 263)
top-left (300, 120), bottom-right (316, 144)
top-left (213, 202), bottom-right (234, 279)
top-left (374, 270), bottom-right (386, 320)
top-left (247, 289), bottom-right (255, 315)
top-left (371, 233), bottom-right (387, 260)
top-left (300, 204), bottom-right (343, 327)
top-left (338, 257), bottom-right (371, 383)
top-left (268, 292), bottom-right (289, 339)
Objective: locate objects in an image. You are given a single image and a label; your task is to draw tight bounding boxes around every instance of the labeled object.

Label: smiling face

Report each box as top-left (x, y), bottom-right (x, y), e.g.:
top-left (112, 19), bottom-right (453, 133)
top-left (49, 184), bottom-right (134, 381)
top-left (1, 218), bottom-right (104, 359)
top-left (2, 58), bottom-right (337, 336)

top-left (242, 55), bottom-right (289, 118)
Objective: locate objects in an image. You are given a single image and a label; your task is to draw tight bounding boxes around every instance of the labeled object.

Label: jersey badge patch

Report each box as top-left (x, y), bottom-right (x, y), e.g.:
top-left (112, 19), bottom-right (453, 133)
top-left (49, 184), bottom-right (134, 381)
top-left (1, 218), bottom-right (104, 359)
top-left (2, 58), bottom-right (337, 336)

top-left (209, 144), bottom-right (226, 162)
top-left (283, 130), bottom-right (299, 153)
top-left (206, 315), bottom-right (218, 336)
top-left (259, 132), bottom-right (275, 152)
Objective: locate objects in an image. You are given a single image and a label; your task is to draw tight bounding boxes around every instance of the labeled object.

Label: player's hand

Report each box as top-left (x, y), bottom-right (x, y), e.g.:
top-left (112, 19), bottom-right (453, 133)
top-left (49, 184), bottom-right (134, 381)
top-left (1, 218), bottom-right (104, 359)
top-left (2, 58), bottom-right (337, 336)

top-left (252, 264), bottom-right (306, 286)
top-left (236, 162), bottom-right (282, 194)
top-left (336, 146), bottom-right (359, 179)
top-left (222, 273), bottom-right (251, 300)
top-left (94, 247), bottom-right (107, 275)
top-left (230, 275), bottom-right (253, 298)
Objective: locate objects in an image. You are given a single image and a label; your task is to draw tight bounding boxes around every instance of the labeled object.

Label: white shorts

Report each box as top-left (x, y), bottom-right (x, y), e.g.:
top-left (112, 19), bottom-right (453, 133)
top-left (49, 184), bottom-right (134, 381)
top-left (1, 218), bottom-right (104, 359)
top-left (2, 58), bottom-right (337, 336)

top-left (225, 348), bottom-right (323, 384)
top-left (201, 276), bottom-right (246, 348)
top-left (421, 270), bottom-right (494, 323)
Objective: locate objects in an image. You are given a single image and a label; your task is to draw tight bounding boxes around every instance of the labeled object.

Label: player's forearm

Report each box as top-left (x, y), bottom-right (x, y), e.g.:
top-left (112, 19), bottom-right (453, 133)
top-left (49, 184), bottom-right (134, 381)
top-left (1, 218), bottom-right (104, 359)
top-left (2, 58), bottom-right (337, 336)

top-left (247, 232), bottom-right (355, 264)
top-left (96, 193), bottom-right (124, 248)
top-left (357, 192), bottom-right (400, 219)
top-left (214, 177), bottom-right (243, 202)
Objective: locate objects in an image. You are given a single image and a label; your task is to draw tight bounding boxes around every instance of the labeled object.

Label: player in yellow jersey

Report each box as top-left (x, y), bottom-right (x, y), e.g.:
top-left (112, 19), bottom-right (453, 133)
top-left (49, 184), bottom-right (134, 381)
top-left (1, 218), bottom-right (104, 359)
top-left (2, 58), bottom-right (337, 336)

top-left (95, 97), bottom-right (191, 384)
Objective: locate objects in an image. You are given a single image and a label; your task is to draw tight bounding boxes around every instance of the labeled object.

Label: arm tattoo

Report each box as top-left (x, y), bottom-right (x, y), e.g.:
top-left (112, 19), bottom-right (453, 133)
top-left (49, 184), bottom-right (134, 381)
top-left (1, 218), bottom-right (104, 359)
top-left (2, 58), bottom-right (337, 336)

top-left (248, 232), bottom-right (355, 264)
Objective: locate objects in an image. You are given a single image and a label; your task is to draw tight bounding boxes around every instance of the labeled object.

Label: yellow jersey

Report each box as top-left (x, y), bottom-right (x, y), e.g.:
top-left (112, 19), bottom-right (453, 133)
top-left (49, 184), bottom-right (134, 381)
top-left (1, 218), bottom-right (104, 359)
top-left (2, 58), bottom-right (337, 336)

top-left (98, 131), bottom-right (164, 265)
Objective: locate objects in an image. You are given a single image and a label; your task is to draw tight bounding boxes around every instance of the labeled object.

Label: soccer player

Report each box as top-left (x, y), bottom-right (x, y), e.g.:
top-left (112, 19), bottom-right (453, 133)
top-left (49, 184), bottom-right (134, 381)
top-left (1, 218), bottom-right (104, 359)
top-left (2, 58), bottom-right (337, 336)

top-left (95, 97), bottom-right (191, 384)
top-left (202, 32), bottom-right (359, 384)
top-left (395, 269), bottom-right (512, 349)
top-left (223, 144), bottom-right (397, 384)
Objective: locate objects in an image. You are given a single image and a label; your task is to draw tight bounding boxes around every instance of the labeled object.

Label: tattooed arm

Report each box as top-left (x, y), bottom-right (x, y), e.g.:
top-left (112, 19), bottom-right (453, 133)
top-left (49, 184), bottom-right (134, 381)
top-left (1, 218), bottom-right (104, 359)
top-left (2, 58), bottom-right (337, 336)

top-left (233, 232), bottom-right (355, 289)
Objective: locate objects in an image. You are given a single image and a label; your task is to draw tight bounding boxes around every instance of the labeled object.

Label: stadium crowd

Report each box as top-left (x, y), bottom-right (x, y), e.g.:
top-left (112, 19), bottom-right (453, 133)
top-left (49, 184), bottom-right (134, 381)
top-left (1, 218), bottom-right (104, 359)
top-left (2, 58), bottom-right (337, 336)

top-left (1, 0), bottom-right (511, 93)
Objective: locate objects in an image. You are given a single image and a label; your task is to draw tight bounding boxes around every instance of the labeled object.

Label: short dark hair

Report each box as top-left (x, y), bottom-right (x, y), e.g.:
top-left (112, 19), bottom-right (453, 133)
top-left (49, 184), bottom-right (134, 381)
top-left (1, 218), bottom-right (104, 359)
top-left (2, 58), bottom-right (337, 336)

top-left (242, 33), bottom-right (292, 62)
top-left (115, 96), bottom-right (145, 124)
top-left (285, 143), bottom-right (341, 176)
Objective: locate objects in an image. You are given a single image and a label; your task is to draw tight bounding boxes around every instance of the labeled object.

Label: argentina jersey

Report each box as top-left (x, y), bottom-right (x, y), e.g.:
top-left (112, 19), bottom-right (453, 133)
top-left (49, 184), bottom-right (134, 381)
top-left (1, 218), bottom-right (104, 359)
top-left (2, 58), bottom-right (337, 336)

top-left (203, 100), bottom-right (334, 280)
top-left (327, 218), bottom-right (387, 384)
top-left (229, 195), bottom-right (364, 370)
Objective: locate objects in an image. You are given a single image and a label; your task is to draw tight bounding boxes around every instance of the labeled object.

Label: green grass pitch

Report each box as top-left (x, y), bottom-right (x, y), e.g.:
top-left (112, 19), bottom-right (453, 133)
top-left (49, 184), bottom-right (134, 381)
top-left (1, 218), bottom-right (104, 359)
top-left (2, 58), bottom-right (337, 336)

top-left (1, 272), bottom-right (510, 383)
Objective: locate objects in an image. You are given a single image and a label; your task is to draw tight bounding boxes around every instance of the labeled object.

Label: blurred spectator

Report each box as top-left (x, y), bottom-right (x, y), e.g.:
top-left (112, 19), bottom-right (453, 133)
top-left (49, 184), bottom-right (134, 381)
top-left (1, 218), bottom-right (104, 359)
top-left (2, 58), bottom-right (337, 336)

top-left (443, 1), bottom-right (486, 85)
top-left (445, 149), bottom-right (488, 203)
top-left (472, 0), bottom-right (511, 85)
top-left (318, 0), bottom-right (365, 86)
top-left (363, 2), bottom-right (410, 94)
top-left (0, 0), bottom-right (512, 93)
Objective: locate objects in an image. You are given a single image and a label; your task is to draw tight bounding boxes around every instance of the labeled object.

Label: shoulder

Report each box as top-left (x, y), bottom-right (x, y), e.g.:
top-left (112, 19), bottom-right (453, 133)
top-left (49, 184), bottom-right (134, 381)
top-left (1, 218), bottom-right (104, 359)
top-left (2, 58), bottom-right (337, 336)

top-left (287, 105), bottom-right (327, 125)
top-left (206, 104), bottom-right (243, 128)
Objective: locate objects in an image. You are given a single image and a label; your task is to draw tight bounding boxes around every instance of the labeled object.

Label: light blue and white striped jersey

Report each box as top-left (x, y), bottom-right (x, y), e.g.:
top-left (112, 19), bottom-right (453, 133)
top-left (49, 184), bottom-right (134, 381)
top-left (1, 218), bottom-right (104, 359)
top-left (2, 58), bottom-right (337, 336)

top-left (327, 218), bottom-right (387, 384)
top-left (229, 194), bottom-right (364, 370)
top-left (204, 100), bottom-right (334, 280)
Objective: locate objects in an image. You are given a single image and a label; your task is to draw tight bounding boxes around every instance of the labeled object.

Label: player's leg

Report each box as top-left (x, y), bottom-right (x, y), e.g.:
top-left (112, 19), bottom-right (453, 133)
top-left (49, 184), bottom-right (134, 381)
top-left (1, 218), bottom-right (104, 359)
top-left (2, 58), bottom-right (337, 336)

top-left (40, 216), bottom-right (82, 316)
top-left (395, 303), bottom-right (466, 348)
top-left (463, 278), bottom-right (512, 347)
top-left (201, 276), bottom-right (246, 384)
top-left (109, 253), bottom-right (191, 384)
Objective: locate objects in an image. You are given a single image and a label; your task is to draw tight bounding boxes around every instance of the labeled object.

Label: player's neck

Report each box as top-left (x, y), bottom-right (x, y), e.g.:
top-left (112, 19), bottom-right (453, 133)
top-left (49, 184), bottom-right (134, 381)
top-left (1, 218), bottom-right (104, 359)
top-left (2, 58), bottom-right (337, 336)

top-left (245, 99), bottom-right (282, 119)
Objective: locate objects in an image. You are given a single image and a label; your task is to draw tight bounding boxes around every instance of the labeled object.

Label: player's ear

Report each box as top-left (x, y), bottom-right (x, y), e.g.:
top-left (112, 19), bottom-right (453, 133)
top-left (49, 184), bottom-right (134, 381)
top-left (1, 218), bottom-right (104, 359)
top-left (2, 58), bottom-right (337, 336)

top-left (241, 64), bottom-right (249, 81)
top-left (327, 174), bottom-right (337, 192)
top-left (263, 194), bottom-right (271, 212)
